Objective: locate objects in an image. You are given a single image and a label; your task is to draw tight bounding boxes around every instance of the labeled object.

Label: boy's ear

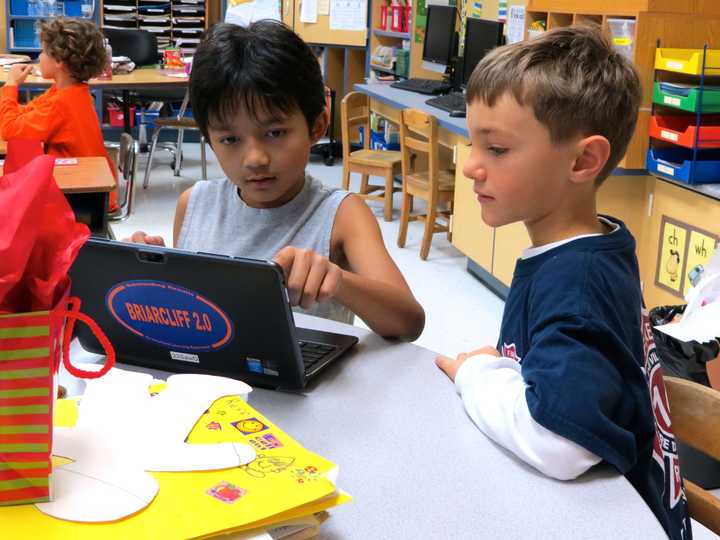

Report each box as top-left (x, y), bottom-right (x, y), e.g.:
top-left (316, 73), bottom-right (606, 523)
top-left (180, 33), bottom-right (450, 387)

top-left (569, 135), bottom-right (611, 185)
top-left (309, 108), bottom-right (329, 145)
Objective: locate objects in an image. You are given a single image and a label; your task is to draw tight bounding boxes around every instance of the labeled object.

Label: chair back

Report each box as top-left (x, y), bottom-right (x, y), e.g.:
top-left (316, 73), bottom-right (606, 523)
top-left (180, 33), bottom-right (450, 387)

top-left (103, 29), bottom-right (159, 66)
top-left (341, 92), bottom-right (370, 164)
top-left (400, 108), bottom-right (439, 190)
top-left (665, 376), bottom-right (720, 535)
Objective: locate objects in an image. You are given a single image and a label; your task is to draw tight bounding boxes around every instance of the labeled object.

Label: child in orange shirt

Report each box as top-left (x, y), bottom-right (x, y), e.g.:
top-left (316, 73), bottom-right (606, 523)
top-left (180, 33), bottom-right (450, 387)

top-left (0, 18), bottom-right (118, 210)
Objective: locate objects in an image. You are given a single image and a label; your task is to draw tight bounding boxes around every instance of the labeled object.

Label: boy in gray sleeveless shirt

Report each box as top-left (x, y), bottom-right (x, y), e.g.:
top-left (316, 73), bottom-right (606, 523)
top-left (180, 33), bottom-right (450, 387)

top-left (130, 21), bottom-right (425, 340)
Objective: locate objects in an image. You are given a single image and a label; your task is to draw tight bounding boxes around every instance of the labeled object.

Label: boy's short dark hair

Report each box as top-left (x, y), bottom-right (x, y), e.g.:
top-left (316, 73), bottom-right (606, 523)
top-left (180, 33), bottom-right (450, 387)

top-left (41, 18), bottom-right (107, 82)
top-left (466, 25), bottom-right (641, 183)
top-left (190, 21), bottom-right (326, 139)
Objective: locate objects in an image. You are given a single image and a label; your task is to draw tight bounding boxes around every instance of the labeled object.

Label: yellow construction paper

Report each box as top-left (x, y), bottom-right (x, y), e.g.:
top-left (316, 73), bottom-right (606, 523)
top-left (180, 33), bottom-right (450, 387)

top-left (4, 393), bottom-right (350, 539)
top-left (657, 218), bottom-right (688, 293)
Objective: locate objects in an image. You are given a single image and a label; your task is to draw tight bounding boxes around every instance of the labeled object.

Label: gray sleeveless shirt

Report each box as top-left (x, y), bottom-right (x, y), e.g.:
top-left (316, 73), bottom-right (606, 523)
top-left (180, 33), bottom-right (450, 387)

top-left (177, 175), bottom-right (354, 324)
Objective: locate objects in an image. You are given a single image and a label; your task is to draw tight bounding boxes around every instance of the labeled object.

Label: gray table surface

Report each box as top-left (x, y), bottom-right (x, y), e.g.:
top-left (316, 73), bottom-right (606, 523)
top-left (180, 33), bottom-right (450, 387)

top-left (66, 314), bottom-right (667, 539)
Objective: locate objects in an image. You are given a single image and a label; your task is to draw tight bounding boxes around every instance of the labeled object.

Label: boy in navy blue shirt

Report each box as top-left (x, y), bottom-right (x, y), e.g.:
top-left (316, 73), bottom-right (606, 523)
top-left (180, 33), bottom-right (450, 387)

top-left (436, 26), bottom-right (691, 539)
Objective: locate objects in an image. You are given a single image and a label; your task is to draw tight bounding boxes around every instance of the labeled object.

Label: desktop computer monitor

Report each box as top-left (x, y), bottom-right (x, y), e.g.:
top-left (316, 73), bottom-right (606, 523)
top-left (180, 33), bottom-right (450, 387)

top-left (422, 5), bottom-right (456, 67)
top-left (462, 17), bottom-right (505, 87)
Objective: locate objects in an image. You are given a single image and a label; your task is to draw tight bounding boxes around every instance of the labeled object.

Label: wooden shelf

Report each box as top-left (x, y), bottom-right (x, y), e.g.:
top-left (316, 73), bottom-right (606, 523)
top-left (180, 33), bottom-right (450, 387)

top-left (373, 29), bottom-right (410, 40)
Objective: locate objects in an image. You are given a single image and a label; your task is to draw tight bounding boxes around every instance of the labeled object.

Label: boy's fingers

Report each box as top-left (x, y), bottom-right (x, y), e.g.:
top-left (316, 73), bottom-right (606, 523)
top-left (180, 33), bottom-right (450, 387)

top-left (272, 246), bottom-right (295, 276)
top-left (466, 346), bottom-right (500, 358)
top-left (285, 250), bottom-right (312, 306)
top-left (145, 236), bottom-right (165, 246)
top-left (128, 231), bottom-right (148, 243)
top-left (435, 355), bottom-right (457, 380)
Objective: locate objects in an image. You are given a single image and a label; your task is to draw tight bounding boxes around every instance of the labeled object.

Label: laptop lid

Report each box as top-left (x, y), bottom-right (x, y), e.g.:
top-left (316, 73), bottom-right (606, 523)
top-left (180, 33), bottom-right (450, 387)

top-left (69, 238), bottom-right (358, 390)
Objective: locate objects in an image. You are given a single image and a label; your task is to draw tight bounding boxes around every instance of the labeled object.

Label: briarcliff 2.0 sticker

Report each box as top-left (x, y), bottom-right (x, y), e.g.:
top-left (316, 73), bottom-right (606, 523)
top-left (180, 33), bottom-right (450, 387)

top-left (106, 280), bottom-right (234, 352)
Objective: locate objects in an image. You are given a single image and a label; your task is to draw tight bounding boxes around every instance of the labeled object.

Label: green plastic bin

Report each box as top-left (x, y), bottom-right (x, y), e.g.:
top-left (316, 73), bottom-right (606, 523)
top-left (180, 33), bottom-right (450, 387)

top-left (653, 82), bottom-right (720, 113)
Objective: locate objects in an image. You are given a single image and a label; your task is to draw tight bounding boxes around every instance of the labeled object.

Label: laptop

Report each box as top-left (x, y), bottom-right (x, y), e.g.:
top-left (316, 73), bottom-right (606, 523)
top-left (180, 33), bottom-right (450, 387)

top-left (69, 238), bottom-right (359, 390)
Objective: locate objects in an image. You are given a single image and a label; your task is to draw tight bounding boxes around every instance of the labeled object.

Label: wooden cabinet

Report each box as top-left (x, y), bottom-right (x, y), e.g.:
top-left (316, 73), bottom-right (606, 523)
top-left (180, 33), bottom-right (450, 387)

top-left (451, 144), bottom-right (494, 272)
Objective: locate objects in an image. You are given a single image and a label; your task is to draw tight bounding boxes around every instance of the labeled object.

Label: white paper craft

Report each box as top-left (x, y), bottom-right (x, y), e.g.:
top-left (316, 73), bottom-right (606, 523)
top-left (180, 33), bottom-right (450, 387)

top-left (655, 248), bottom-right (720, 344)
top-left (329, 0), bottom-right (366, 31)
top-left (318, 0), bottom-right (329, 15)
top-left (43, 367), bottom-right (256, 522)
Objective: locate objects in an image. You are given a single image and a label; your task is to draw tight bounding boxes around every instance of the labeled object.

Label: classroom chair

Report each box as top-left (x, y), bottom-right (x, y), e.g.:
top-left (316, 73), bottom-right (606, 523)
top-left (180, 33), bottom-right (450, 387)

top-left (665, 376), bottom-right (720, 535)
top-left (109, 133), bottom-right (137, 222)
top-left (340, 91), bottom-right (402, 222)
top-left (142, 89), bottom-right (208, 188)
top-left (397, 108), bottom-right (455, 260)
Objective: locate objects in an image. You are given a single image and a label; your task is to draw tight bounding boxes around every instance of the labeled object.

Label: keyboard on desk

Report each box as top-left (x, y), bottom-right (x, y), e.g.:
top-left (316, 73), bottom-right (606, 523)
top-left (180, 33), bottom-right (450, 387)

top-left (391, 78), bottom-right (452, 95)
top-left (425, 92), bottom-right (466, 114)
top-left (299, 339), bottom-right (339, 376)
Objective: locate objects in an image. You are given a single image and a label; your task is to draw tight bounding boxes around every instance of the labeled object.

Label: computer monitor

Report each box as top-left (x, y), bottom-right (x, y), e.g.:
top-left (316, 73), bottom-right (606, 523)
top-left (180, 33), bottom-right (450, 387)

top-left (462, 17), bottom-right (505, 87)
top-left (422, 5), bottom-right (456, 67)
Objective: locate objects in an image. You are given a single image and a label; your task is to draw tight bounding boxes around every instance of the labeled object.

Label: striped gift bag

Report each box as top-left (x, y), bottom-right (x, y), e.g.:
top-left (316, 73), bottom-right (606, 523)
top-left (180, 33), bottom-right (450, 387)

top-left (0, 288), bottom-right (114, 506)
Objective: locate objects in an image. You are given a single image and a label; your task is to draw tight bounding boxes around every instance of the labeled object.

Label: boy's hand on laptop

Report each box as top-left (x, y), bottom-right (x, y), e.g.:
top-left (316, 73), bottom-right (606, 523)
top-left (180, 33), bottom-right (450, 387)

top-left (436, 346), bottom-right (501, 381)
top-left (273, 246), bottom-right (342, 309)
top-left (7, 64), bottom-right (34, 86)
top-left (124, 231), bottom-right (166, 246)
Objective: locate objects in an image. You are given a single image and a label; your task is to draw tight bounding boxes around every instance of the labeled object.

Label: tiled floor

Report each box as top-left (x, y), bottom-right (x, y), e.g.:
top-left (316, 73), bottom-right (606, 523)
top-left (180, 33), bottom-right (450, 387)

top-left (113, 142), bottom-right (506, 358)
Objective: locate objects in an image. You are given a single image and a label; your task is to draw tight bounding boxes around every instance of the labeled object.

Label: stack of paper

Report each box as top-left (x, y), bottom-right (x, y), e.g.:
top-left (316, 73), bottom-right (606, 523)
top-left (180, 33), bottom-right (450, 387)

top-left (1, 372), bottom-right (350, 538)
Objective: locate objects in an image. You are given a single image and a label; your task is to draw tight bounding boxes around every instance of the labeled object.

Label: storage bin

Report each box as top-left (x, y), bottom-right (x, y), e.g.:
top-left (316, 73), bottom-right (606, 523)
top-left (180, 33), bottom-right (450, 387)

top-left (655, 48), bottom-right (720, 76)
top-left (108, 105), bottom-right (136, 128)
top-left (649, 114), bottom-right (720, 149)
top-left (646, 147), bottom-right (720, 184)
top-left (358, 127), bottom-right (400, 151)
top-left (135, 109), bottom-right (161, 131)
top-left (653, 82), bottom-right (720, 113)
top-left (607, 18), bottom-right (636, 61)
top-left (10, 0), bottom-right (28, 16)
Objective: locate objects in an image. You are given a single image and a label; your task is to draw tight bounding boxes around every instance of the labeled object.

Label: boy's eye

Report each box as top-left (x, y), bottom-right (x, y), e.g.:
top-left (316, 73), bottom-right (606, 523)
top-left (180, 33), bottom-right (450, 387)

top-left (266, 129), bottom-right (286, 139)
top-left (219, 136), bottom-right (239, 145)
top-left (488, 146), bottom-right (507, 156)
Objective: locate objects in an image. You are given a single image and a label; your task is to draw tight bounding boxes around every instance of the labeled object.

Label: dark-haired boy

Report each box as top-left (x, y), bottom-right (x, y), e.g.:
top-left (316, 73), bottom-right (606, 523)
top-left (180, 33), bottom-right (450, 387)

top-left (0, 18), bottom-right (117, 209)
top-left (130, 21), bottom-right (425, 340)
top-left (436, 26), bottom-right (691, 539)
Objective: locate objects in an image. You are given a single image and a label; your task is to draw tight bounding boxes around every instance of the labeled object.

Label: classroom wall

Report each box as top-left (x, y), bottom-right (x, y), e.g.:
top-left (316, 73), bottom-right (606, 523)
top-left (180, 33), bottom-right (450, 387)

top-left (0, 2), bottom-right (6, 53)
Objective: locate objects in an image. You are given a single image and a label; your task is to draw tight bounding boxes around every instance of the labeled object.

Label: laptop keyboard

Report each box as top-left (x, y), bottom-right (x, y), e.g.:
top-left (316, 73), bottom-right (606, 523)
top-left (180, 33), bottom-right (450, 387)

top-left (299, 340), bottom-right (338, 374)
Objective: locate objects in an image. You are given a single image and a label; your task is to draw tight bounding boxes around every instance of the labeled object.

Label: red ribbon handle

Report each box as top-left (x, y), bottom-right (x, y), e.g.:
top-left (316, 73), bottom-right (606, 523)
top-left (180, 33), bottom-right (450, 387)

top-left (61, 296), bottom-right (115, 379)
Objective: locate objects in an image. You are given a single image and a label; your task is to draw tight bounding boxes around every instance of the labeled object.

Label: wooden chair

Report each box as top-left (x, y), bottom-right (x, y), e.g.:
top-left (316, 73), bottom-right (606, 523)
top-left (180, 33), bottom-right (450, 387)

top-left (109, 133), bottom-right (138, 222)
top-left (397, 108), bottom-right (455, 260)
top-left (665, 376), bottom-right (720, 535)
top-left (341, 91), bottom-right (401, 221)
top-left (142, 89), bottom-right (207, 188)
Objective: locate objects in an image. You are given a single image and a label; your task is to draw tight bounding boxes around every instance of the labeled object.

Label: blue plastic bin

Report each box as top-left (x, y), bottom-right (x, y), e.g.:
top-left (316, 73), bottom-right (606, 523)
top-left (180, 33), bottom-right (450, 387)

top-left (359, 127), bottom-right (400, 151)
top-left (10, 0), bottom-right (28, 16)
top-left (646, 147), bottom-right (720, 185)
top-left (64, 0), bottom-right (82, 16)
top-left (135, 109), bottom-right (161, 132)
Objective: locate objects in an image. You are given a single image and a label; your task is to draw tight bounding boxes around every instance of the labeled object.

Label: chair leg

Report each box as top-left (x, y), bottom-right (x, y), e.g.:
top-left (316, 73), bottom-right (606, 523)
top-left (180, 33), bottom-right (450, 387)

top-left (397, 192), bottom-right (411, 248)
top-left (383, 170), bottom-right (394, 221)
top-left (360, 173), bottom-right (370, 194)
top-left (342, 165), bottom-right (351, 191)
top-left (420, 205), bottom-right (437, 261)
top-left (173, 128), bottom-right (185, 176)
top-left (143, 126), bottom-right (163, 189)
top-left (200, 136), bottom-right (208, 180)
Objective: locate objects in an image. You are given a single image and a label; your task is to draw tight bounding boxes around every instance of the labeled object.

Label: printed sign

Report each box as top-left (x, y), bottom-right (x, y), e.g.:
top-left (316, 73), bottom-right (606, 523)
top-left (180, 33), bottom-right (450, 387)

top-left (655, 217), bottom-right (688, 295)
top-left (106, 280), bottom-right (234, 352)
top-left (683, 228), bottom-right (719, 296)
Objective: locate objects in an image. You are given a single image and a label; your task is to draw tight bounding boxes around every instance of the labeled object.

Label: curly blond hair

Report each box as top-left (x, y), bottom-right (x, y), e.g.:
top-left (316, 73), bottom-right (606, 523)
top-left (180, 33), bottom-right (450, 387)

top-left (40, 18), bottom-right (107, 82)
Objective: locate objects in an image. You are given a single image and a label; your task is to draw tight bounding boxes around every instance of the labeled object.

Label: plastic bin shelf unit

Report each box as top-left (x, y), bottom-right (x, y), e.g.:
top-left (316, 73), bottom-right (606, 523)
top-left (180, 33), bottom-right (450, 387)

top-left (653, 82), bottom-right (720, 113)
top-left (646, 147), bottom-right (720, 185)
top-left (655, 48), bottom-right (720, 76)
top-left (649, 114), bottom-right (720, 149)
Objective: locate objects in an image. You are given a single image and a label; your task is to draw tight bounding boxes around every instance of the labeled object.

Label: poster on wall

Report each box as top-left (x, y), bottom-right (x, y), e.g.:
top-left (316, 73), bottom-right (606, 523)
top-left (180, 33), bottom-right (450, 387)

top-left (683, 227), bottom-right (720, 296)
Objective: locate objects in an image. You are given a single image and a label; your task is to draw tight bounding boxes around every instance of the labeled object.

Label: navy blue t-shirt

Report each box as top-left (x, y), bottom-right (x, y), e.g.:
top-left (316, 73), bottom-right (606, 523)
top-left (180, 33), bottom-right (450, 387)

top-left (497, 217), bottom-right (691, 540)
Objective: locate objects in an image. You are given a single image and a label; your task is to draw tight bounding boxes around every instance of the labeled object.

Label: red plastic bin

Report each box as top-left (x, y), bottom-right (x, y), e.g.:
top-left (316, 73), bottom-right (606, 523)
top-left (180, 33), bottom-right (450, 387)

top-left (649, 114), bottom-right (720, 149)
top-left (108, 105), bottom-right (136, 128)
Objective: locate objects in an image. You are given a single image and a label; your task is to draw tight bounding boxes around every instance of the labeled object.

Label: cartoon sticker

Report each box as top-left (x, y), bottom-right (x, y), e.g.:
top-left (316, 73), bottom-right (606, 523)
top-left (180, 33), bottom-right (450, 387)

top-left (106, 280), bottom-right (234, 352)
top-left (290, 465), bottom-right (321, 484)
top-left (206, 421), bottom-right (222, 431)
top-left (242, 455), bottom-right (295, 478)
top-left (207, 481), bottom-right (246, 504)
top-left (231, 417), bottom-right (268, 435)
top-left (249, 433), bottom-right (284, 450)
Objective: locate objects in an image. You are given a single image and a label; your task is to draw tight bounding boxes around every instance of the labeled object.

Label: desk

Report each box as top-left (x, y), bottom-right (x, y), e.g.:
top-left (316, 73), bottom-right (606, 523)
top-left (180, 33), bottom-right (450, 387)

top-left (0, 68), bottom-right (189, 133)
top-left (0, 156), bottom-right (115, 235)
top-left (64, 314), bottom-right (666, 538)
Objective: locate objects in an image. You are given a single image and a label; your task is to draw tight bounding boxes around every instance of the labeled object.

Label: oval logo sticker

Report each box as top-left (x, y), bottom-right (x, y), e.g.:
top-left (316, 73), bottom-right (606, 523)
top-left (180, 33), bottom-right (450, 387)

top-left (106, 280), bottom-right (234, 352)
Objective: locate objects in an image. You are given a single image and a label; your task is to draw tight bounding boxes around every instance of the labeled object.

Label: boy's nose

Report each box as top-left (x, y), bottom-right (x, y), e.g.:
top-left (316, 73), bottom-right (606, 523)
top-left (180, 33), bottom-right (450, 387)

top-left (244, 141), bottom-right (270, 169)
top-left (463, 155), bottom-right (486, 183)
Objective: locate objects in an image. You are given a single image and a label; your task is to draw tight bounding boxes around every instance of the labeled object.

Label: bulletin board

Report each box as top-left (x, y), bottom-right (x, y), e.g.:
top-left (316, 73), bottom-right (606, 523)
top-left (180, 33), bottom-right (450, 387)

top-left (294, 0), bottom-right (368, 46)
